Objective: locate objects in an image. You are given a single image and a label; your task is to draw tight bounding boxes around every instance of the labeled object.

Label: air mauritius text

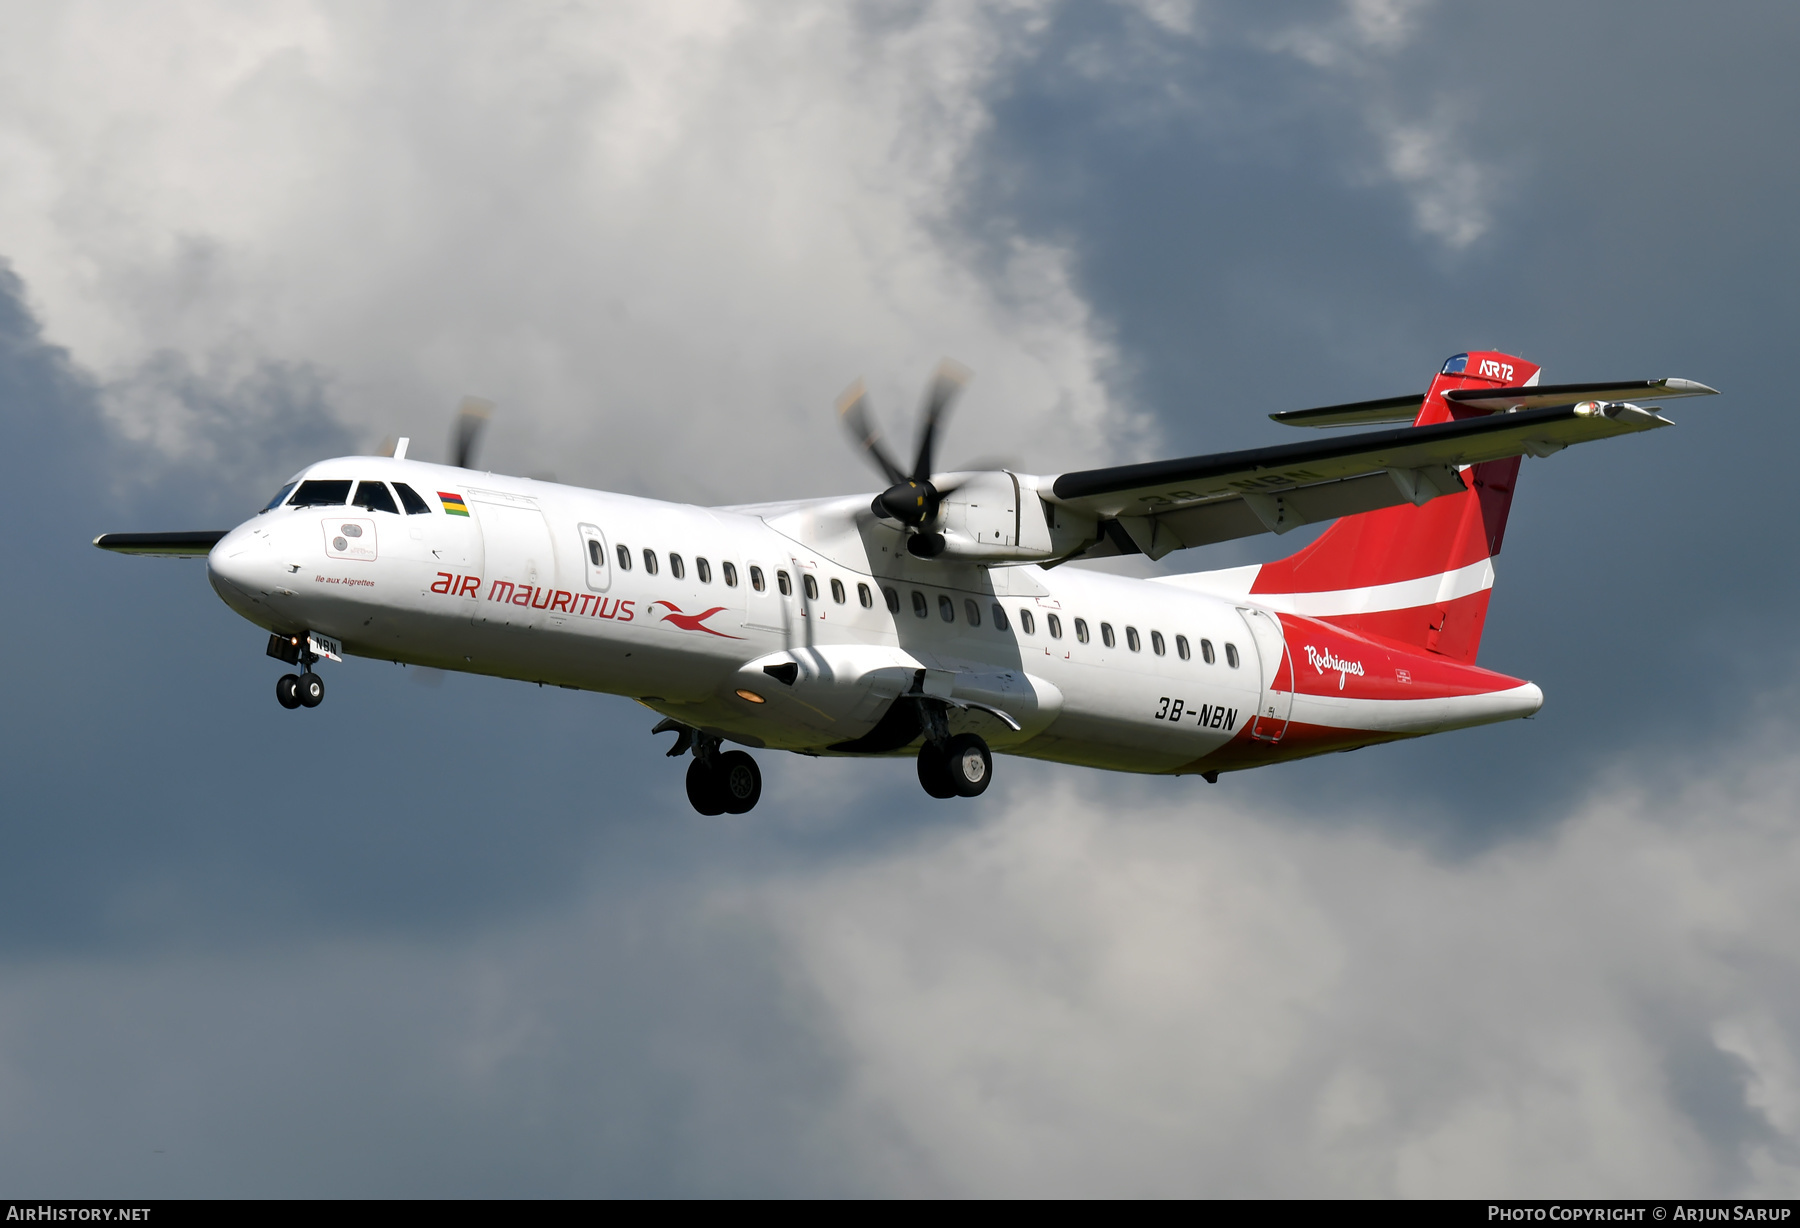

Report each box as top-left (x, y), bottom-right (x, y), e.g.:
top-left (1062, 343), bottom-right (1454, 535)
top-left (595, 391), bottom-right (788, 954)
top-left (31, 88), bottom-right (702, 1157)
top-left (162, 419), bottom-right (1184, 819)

top-left (430, 573), bottom-right (635, 621)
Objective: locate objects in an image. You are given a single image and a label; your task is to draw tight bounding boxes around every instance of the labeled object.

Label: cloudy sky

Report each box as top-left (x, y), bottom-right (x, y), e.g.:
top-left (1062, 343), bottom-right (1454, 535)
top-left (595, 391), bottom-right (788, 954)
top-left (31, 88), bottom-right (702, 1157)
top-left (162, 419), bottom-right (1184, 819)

top-left (2, 0), bottom-right (1798, 1197)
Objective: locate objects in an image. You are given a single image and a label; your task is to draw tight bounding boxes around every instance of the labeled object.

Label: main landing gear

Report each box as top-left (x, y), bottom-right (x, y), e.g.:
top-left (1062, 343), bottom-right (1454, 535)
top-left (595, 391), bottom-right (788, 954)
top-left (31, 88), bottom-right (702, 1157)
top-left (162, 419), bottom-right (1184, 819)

top-left (912, 697), bottom-right (992, 799)
top-left (268, 633), bottom-right (325, 710)
top-left (656, 719), bottom-right (762, 815)
top-left (917, 732), bottom-right (991, 798)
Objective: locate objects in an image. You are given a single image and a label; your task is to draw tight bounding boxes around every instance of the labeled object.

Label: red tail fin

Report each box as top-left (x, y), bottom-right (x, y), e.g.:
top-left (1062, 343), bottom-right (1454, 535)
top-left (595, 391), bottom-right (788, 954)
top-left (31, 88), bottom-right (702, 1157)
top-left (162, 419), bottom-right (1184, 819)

top-left (1249, 351), bottom-right (1539, 664)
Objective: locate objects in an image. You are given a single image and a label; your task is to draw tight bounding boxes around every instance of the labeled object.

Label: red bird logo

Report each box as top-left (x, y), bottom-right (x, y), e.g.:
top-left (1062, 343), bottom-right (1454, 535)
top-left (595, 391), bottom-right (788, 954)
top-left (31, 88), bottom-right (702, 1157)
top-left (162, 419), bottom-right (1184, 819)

top-left (651, 601), bottom-right (742, 639)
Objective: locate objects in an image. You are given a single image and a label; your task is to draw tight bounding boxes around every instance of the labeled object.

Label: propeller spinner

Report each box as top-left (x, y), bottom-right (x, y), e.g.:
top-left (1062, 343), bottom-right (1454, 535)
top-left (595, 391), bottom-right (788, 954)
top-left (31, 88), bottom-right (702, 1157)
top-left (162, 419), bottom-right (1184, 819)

top-left (838, 360), bottom-right (971, 557)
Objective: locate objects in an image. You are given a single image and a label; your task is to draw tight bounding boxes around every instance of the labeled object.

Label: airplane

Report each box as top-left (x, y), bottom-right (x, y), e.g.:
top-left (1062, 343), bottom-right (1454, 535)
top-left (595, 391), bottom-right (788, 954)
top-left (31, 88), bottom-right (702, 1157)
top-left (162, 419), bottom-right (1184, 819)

top-left (94, 350), bottom-right (1715, 815)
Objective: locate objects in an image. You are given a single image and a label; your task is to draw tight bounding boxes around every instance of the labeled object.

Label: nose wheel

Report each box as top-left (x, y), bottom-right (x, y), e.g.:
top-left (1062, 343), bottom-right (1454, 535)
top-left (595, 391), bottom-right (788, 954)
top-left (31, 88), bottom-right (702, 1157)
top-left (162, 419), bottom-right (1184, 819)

top-left (268, 633), bottom-right (327, 710)
top-left (275, 672), bottom-right (324, 709)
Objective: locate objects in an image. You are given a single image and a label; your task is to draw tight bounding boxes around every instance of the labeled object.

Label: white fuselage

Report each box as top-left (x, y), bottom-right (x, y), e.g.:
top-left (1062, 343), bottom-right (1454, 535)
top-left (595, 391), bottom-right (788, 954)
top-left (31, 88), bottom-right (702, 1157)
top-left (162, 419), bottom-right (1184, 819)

top-left (206, 457), bottom-right (1541, 776)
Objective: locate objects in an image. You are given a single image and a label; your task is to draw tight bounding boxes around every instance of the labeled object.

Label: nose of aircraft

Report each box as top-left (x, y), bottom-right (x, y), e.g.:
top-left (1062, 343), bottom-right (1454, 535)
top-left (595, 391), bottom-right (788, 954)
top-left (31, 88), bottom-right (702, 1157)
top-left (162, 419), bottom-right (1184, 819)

top-left (206, 520), bottom-right (277, 614)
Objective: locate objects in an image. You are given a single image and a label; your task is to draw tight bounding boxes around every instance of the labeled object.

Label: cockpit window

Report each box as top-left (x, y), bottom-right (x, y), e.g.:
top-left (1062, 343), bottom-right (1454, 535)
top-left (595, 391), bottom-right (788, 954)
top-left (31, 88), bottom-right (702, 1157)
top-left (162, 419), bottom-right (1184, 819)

top-left (289, 479), bottom-right (353, 507)
top-left (260, 482), bottom-right (297, 513)
top-left (352, 481), bottom-right (399, 514)
top-left (392, 482), bottom-right (432, 515)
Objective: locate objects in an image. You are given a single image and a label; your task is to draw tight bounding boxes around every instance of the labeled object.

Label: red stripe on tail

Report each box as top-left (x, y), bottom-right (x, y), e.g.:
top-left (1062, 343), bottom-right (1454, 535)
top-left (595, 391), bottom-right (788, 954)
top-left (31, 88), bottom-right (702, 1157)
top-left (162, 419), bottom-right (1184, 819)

top-left (1249, 351), bottom-right (1539, 665)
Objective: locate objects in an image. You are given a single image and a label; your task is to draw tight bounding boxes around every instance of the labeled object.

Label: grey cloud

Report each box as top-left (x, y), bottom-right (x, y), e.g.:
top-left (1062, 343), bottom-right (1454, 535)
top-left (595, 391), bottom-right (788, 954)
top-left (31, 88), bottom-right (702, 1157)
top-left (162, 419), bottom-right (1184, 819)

top-left (6, 704), bottom-right (1800, 1195)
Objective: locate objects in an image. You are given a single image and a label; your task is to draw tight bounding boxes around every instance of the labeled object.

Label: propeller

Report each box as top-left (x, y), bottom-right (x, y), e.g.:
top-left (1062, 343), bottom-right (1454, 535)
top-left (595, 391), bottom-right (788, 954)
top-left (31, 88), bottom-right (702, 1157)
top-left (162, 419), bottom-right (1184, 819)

top-left (838, 359), bottom-right (971, 557)
top-left (451, 396), bottom-right (494, 470)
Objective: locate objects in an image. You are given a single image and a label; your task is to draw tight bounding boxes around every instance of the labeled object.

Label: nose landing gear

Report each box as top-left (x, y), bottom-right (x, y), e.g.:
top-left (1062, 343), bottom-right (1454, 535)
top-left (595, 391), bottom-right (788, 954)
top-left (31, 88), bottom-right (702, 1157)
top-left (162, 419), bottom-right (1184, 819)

top-left (658, 719), bottom-right (762, 815)
top-left (267, 633), bottom-right (326, 710)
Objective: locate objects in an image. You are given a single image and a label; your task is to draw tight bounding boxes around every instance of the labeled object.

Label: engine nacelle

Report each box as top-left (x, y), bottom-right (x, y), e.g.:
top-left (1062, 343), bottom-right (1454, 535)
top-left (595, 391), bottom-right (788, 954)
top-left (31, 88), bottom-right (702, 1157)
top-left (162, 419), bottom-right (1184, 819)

top-left (933, 471), bottom-right (1094, 563)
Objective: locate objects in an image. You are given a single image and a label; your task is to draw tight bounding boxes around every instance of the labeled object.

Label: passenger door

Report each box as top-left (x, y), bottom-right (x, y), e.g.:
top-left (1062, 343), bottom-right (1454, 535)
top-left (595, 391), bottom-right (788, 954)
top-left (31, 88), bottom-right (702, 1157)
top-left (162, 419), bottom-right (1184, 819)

top-left (577, 522), bottom-right (611, 593)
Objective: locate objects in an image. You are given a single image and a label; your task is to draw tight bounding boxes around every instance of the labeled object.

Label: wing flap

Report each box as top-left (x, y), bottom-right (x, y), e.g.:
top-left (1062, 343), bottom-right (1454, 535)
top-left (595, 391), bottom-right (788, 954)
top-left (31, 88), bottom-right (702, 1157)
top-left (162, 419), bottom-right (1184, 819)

top-left (93, 531), bottom-right (227, 557)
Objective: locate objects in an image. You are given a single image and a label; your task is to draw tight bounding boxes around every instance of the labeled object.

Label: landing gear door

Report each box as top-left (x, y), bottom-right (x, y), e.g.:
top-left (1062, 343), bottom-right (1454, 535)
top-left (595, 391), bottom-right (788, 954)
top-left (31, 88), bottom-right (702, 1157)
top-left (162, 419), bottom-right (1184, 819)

top-left (1237, 606), bottom-right (1293, 743)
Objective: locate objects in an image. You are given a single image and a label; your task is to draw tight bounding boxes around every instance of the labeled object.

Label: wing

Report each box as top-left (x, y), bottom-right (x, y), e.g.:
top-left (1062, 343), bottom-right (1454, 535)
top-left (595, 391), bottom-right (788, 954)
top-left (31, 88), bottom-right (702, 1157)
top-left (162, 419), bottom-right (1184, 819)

top-left (1045, 392), bottom-right (1710, 560)
top-left (93, 531), bottom-right (228, 557)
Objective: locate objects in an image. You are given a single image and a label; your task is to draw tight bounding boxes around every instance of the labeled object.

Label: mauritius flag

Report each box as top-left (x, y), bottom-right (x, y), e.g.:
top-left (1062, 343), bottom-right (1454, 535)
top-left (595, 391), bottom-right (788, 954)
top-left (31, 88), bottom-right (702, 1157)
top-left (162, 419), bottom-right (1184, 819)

top-left (439, 491), bottom-right (469, 516)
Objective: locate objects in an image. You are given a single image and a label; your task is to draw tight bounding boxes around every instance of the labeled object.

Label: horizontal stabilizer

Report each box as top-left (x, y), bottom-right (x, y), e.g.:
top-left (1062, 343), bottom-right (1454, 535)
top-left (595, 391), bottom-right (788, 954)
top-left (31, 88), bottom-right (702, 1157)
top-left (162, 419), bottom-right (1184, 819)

top-left (92, 531), bottom-right (227, 557)
top-left (1446, 378), bottom-right (1717, 411)
top-left (1270, 393), bottom-right (1424, 429)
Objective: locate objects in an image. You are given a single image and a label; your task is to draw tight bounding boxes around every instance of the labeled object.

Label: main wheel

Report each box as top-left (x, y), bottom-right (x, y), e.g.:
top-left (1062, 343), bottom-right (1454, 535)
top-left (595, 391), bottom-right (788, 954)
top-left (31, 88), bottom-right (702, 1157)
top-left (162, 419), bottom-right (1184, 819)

top-left (275, 674), bottom-right (301, 709)
top-left (917, 742), bottom-right (957, 799)
top-left (686, 758), bottom-right (726, 815)
top-left (944, 733), bottom-right (991, 797)
top-left (298, 672), bottom-right (325, 708)
top-left (716, 750), bottom-right (762, 814)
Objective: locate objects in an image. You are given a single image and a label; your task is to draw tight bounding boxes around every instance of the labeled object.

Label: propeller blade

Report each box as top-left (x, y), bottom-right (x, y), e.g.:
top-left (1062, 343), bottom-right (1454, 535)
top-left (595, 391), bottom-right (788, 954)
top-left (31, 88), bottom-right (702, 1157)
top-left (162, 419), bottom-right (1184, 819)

top-left (909, 358), bottom-right (970, 482)
top-left (837, 379), bottom-right (908, 486)
top-left (452, 397), bottom-right (493, 470)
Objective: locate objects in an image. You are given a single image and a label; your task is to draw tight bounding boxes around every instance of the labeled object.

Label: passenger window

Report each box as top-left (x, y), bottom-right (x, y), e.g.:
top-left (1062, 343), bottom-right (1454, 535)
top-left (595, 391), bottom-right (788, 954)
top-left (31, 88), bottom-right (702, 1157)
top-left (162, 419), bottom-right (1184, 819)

top-left (723, 561), bottom-right (738, 587)
top-left (393, 482), bottom-right (432, 515)
top-left (938, 594), bottom-right (955, 623)
top-left (803, 573), bottom-right (818, 601)
top-left (884, 586), bottom-right (899, 613)
top-left (669, 553), bottom-right (685, 580)
top-left (643, 549), bottom-right (659, 576)
top-left (992, 604), bottom-right (1009, 632)
top-left (1152, 631), bottom-right (1165, 656)
top-left (778, 570), bottom-right (792, 597)
top-left (1127, 627), bottom-right (1141, 652)
top-left (588, 540), bottom-right (604, 567)
top-left (964, 599), bottom-right (981, 626)
top-left (750, 566), bottom-right (765, 592)
top-left (697, 557), bottom-right (712, 584)
top-left (858, 583), bottom-right (873, 609)
top-left (1047, 613), bottom-right (1062, 639)
top-left (1201, 638), bottom-right (1216, 665)
top-left (616, 544), bottom-right (632, 571)
top-left (261, 482), bottom-right (298, 512)
top-left (1176, 635), bottom-right (1191, 661)
top-left (1101, 622), bottom-right (1116, 648)
top-left (1225, 643), bottom-right (1240, 668)
top-left (912, 590), bottom-right (928, 618)
top-left (352, 481), bottom-right (399, 514)
top-left (831, 578), bottom-right (846, 604)
top-left (1074, 618), bottom-right (1089, 644)
top-left (1019, 609), bottom-right (1036, 636)
top-left (290, 479), bottom-right (352, 506)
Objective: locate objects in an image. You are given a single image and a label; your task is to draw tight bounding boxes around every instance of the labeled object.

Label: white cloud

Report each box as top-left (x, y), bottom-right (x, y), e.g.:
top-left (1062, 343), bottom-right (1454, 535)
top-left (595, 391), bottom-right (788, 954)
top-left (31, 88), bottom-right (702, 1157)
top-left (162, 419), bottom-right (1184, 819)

top-left (0, 2), bottom-right (1138, 499)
